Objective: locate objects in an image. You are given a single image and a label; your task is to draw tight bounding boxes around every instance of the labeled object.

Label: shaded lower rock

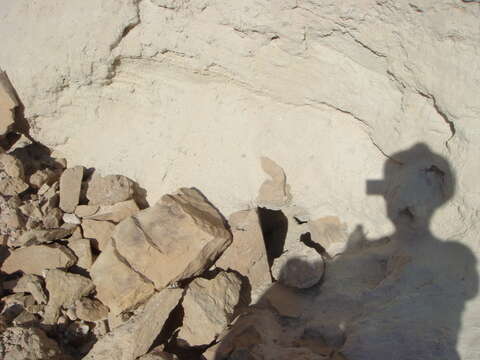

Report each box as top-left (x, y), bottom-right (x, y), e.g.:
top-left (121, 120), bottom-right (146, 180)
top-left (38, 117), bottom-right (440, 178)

top-left (177, 271), bottom-right (242, 347)
top-left (85, 288), bottom-right (183, 360)
top-left (0, 326), bottom-right (71, 360)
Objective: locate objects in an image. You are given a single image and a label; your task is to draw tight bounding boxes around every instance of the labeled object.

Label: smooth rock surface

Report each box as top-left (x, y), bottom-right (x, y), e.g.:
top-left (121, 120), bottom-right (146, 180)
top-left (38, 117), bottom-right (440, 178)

top-left (1, 244), bottom-right (76, 275)
top-left (113, 188), bottom-right (232, 289)
top-left (85, 288), bottom-right (182, 360)
top-left (59, 166), bottom-right (83, 213)
top-left (90, 240), bottom-right (154, 315)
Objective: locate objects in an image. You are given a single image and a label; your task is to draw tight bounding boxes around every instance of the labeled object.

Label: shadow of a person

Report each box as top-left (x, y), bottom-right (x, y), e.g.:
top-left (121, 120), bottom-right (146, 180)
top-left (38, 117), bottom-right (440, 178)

top-left (212, 143), bottom-right (478, 360)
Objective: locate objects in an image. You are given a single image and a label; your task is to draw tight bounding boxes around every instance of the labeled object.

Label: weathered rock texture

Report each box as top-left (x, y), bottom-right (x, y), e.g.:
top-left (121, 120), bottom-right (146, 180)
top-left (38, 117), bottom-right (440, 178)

top-left (113, 187), bottom-right (232, 289)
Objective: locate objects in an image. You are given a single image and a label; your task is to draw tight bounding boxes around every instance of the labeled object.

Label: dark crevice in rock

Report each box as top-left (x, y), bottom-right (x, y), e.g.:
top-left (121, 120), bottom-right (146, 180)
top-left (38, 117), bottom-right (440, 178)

top-left (257, 207), bottom-right (288, 267)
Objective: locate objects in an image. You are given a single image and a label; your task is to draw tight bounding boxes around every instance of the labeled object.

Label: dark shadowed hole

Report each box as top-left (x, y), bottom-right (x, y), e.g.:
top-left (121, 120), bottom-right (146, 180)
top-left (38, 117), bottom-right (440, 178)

top-left (300, 232), bottom-right (326, 255)
top-left (257, 207), bottom-right (288, 267)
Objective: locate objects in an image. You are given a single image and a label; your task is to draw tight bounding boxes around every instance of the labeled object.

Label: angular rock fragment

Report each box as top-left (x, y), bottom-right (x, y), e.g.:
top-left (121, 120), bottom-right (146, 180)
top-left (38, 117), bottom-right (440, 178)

top-left (114, 188), bottom-right (232, 289)
top-left (59, 166), bottom-right (84, 212)
top-left (85, 199), bottom-right (140, 223)
top-left (81, 219), bottom-right (115, 251)
top-left (216, 209), bottom-right (271, 301)
top-left (43, 269), bottom-right (95, 324)
top-left (1, 244), bottom-right (76, 275)
top-left (0, 153), bottom-right (28, 195)
top-left (86, 174), bottom-right (134, 206)
top-left (90, 240), bottom-right (154, 315)
top-left (42, 208), bottom-right (63, 229)
top-left (67, 238), bottom-right (93, 270)
top-left (14, 227), bottom-right (73, 247)
top-left (29, 168), bottom-right (60, 189)
top-left (0, 70), bottom-right (18, 136)
top-left (256, 157), bottom-right (291, 209)
top-left (0, 326), bottom-right (68, 360)
top-left (177, 271), bottom-right (242, 347)
top-left (12, 310), bottom-right (38, 326)
top-left (10, 274), bottom-right (48, 304)
top-left (75, 297), bottom-right (109, 322)
top-left (85, 288), bottom-right (182, 360)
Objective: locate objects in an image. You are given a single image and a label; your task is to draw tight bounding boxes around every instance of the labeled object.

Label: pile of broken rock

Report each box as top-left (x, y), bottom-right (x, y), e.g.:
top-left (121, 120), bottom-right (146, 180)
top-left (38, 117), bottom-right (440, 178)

top-left (0, 71), bottom-right (342, 360)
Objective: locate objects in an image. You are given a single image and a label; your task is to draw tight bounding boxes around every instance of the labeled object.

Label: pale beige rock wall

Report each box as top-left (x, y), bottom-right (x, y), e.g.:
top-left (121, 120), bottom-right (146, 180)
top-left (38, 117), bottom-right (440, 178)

top-left (1, 1), bottom-right (480, 357)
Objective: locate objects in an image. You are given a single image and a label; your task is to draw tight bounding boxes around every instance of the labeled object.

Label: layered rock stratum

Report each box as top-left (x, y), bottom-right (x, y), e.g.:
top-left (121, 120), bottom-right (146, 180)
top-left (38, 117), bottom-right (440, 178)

top-left (1, 1), bottom-right (480, 359)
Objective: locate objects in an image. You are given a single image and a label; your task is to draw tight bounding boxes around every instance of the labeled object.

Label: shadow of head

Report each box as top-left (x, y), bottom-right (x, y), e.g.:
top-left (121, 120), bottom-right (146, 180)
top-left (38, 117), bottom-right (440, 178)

top-left (367, 143), bottom-right (455, 228)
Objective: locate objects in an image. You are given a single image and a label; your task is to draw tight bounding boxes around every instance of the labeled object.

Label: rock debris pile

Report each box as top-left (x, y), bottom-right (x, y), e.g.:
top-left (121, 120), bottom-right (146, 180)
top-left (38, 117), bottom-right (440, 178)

top-left (0, 71), bottom-right (340, 359)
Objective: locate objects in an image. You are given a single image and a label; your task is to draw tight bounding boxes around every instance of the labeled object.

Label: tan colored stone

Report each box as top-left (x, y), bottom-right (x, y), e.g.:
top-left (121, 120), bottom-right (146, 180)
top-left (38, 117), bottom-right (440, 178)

top-left (67, 238), bottom-right (93, 270)
top-left (114, 188), bottom-right (232, 289)
top-left (19, 201), bottom-right (43, 220)
top-left (75, 204), bottom-right (99, 218)
top-left (90, 240), bottom-right (154, 315)
top-left (256, 157), bottom-right (291, 209)
top-left (11, 274), bottom-right (48, 304)
top-left (43, 269), bottom-right (94, 325)
top-left (59, 166), bottom-right (84, 212)
top-left (85, 199), bottom-right (140, 223)
top-left (14, 227), bottom-right (73, 247)
top-left (85, 288), bottom-right (182, 360)
top-left (309, 216), bottom-right (348, 256)
top-left (82, 219), bottom-right (115, 251)
top-left (29, 168), bottom-right (59, 189)
top-left (86, 174), bottom-right (134, 206)
top-left (177, 271), bottom-right (242, 347)
top-left (39, 182), bottom-right (59, 215)
top-left (1, 244), bottom-right (76, 275)
top-left (75, 297), bottom-right (109, 322)
top-left (0, 154), bottom-right (28, 196)
top-left (216, 209), bottom-right (271, 301)
top-left (0, 70), bottom-right (18, 136)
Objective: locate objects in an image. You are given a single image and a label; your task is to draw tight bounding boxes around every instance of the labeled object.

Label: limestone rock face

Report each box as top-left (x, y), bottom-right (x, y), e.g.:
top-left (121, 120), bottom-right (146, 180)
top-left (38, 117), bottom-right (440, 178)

top-left (113, 188), bottom-right (232, 289)
top-left (90, 240), bottom-right (154, 315)
top-left (67, 238), bottom-right (93, 270)
top-left (216, 209), bottom-right (271, 301)
top-left (59, 166), bottom-right (83, 213)
top-left (85, 199), bottom-right (139, 223)
top-left (1, 244), bottom-right (76, 275)
top-left (177, 271), bottom-right (242, 347)
top-left (85, 288), bottom-right (183, 360)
